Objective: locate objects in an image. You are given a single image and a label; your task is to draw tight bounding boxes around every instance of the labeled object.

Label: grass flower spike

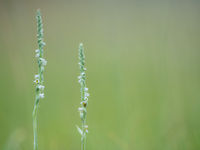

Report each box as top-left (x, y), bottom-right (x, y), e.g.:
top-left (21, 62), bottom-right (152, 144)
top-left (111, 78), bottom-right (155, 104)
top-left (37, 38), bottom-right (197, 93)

top-left (77, 43), bottom-right (89, 150)
top-left (32, 10), bottom-right (47, 150)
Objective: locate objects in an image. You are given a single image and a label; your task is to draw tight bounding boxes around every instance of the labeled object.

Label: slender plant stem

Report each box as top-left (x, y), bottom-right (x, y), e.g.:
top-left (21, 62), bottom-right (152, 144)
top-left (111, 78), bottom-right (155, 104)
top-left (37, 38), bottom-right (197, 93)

top-left (33, 10), bottom-right (47, 150)
top-left (33, 100), bottom-right (39, 150)
top-left (81, 120), bottom-right (86, 150)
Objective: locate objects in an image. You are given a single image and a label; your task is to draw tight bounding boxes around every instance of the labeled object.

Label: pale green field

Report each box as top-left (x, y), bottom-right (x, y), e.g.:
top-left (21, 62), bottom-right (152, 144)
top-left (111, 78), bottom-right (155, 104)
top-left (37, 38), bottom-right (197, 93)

top-left (0, 0), bottom-right (200, 150)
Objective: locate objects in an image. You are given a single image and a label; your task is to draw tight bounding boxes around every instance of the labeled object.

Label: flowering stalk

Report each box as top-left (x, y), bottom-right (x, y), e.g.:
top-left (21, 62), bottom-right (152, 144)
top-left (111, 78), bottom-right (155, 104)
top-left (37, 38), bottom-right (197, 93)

top-left (77, 43), bottom-right (89, 150)
top-left (33, 10), bottom-right (47, 150)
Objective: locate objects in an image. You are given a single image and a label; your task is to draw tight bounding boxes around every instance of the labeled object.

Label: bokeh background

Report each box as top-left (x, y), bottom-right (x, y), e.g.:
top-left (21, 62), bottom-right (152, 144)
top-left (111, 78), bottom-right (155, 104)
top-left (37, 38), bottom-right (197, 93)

top-left (0, 0), bottom-right (200, 150)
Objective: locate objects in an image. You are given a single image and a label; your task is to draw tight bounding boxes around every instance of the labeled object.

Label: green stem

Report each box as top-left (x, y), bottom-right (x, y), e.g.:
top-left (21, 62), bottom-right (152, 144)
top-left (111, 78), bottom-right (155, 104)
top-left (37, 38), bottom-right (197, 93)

top-left (33, 98), bottom-right (39, 150)
top-left (81, 120), bottom-right (86, 150)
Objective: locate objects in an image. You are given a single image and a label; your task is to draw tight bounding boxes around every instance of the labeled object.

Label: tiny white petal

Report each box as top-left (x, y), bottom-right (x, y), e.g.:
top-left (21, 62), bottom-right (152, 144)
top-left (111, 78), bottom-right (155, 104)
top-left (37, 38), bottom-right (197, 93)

top-left (35, 49), bottom-right (40, 53)
top-left (40, 58), bottom-right (47, 66)
top-left (35, 53), bottom-right (40, 58)
top-left (78, 107), bottom-right (84, 111)
top-left (39, 93), bottom-right (44, 99)
top-left (43, 60), bottom-right (47, 66)
top-left (38, 85), bottom-right (45, 90)
top-left (35, 74), bottom-right (39, 79)
top-left (85, 93), bottom-right (90, 97)
top-left (42, 42), bottom-right (46, 46)
top-left (81, 101), bottom-right (87, 105)
top-left (85, 87), bottom-right (88, 91)
top-left (85, 129), bottom-right (88, 133)
top-left (84, 125), bottom-right (88, 133)
top-left (76, 125), bottom-right (83, 135)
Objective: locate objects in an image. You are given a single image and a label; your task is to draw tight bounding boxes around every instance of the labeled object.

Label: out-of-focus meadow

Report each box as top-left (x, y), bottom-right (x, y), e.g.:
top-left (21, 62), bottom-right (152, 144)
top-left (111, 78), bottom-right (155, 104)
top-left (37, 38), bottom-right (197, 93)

top-left (0, 0), bottom-right (200, 150)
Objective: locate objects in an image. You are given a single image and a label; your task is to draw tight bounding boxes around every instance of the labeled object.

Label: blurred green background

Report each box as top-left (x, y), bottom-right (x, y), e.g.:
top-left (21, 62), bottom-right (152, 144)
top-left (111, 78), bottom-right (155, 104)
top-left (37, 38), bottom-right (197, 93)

top-left (0, 0), bottom-right (200, 150)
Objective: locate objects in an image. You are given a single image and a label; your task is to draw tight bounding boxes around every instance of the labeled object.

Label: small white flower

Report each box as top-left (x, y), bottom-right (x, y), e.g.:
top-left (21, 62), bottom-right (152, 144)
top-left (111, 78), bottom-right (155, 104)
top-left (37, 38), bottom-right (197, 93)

top-left (78, 76), bottom-right (82, 79)
top-left (85, 93), bottom-right (90, 97)
top-left (42, 42), bottom-right (46, 46)
top-left (40, 58), bottom-right (47, 66)
top-left (38, 85), bottom-right (45, 90)
top-left (35, 49), bottom-right (40, 53)
top-left (83, 68), bottom-right (87, 71)
top-left (34, 79), bottom-right (39, 84)
top-left (81, 100), bottom-right (87, 104)
top-left (78, 79), bottom-right (82, 83)
top-left (39, 93), bottom-right (44, 99)
top-left (85, 87), bottom-right (88, 91)
top-left (84, 125), bottom-right (88, 133)
top-left (78, 107), bottom-right (84, 112)
top-left (35, 74), bottom-right (39, 79)
top-left (35, 53), bottom-right (40, 58)
top-left (81, 72), bottom-right (85, 76)
top-left (81, 101), bottom-right (88, 107)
